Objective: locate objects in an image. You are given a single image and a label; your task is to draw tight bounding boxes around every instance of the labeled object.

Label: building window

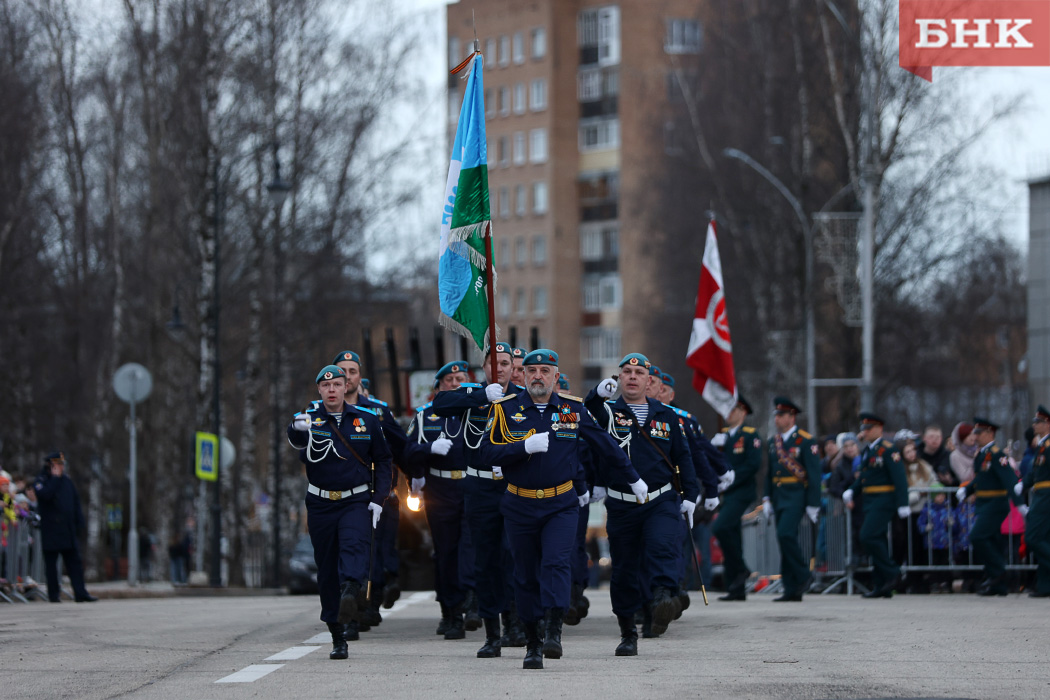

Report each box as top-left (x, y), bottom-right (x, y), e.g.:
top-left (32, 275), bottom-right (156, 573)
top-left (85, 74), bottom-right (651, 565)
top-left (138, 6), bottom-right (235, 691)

top-left (530, 78), bottom-right (547, 111)
top-left (513, 82), bottom-right (526, 114)
top-left (582, 275), bottom-right (622, 312)
top-left (515, 184), bottom-right (527, 216)
top-left (515, 238), bottom-right (528, 267)
top-left (578, 70), bottom-right (601, 101)
top-left (486, 38), bottom-right (496, 62)
top-left (498, 136), bottom-right (508, 167)
top-left (515, 288), bottom-right (527, 316)
top-left (499, 86), bottom-right (510, 116)
top-left (531, 27), bottom-right (546, 58)
top-left (499, 238), bottom-right (509, 265)
top-left (513, 131), bottom-right (526, 165)
top-left (581, 223), bottom-right (619, 260)
top-left (499, 35), bottom-right (510, 66)
top-left (529, 128), bottom-right (548, 163)
top-left (532, 236), bottom-right (547, 265)
top-left (485, 88), bottom-right (494, 118)
top-left (533, 181), bottom-right (549, 214)
top-left (579, 117), bottom-right (619, 151)
top-left (581, 327), bottom-right (622, 365)
top-left (665, 19), bottom-right (702, 54)
top-left (533, 286), bottom-right (548, 316)
top-left (499, 289), bottom-right (510, 317)
top-left (448, 90), bottom-right (460, 123)
top-left (513, 32), bottom-right (525, 64)
top-left (498, 187), bottom-right (509, 219)
top-left (448, 37), bottom-right (461, 69)
top-left (579, 7), bottom-right (620, 66)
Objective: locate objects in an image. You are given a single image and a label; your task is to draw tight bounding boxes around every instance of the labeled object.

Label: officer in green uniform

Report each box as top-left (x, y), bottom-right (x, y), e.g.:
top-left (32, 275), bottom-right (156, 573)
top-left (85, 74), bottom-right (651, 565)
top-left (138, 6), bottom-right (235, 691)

top-left (1018, 405), bottom-right (1050, 597)
top-left (957, 417), bottom-right (1023, 596)
top-left (710, 395), bottom-right (762, 601)
top-left (761, 397), bottom-right (821, 601)
top-left (841, 413), bottom-right (909, 598)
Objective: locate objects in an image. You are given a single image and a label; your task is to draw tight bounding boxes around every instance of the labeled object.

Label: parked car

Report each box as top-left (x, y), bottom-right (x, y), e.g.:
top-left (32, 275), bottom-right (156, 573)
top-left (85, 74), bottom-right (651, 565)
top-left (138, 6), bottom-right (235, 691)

top-left (288, 534), bottom-right (318, 594)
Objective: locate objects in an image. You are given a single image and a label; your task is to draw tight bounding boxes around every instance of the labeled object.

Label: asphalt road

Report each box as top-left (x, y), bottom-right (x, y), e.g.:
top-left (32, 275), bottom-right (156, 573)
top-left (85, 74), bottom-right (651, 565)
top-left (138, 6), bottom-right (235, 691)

top-left (1, 589), bottom-right (1046, 700)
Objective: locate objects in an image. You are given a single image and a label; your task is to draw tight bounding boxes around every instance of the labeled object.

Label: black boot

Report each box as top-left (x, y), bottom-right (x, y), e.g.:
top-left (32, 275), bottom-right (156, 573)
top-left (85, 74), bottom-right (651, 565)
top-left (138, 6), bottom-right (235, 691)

top-left (477, 617), bottom-right (502, 658)
top-left (436, 603), bottom-right (452, 635)
top-left (343, 621), bottom-right (360, 642)
top-left (650, 588), bottom-right (675, 636)
top-left (381, 571), bottom-right (401, 609)
top-left (338, 579), bottom-right (361, 624)
top-left (578, 591), bottom-right (590, 619)
top-left (615, 615), bottom-right (638, 656)
top-left (641, 605), bottom-right (658, 638)
top-left (444, 610), bottom-right (466, 640)
top-left (542, 607), bottom-right (564, 659)
top-left (678, 590), bottom-right (691, 613)
top-left (522, 621), bottom-right (544, 669)
top-left (326, 622), bottom-right (348, 660)
top-left (463, 589), bottom-right (482, 632)
top-left (361, 599), bottom-right (383, 627)
top-left (503, 608), bottom-right (527, 647)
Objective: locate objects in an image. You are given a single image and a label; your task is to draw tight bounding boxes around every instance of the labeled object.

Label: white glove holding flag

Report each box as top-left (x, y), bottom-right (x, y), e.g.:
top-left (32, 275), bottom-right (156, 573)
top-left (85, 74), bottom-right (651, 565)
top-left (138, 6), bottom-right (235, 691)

top-left (410, 478), bottom-right (426, 495)
top-left (430, 438), bottom-right (453, 456)
top-left (718, 469), bottom-right (735, 493)
top-left (292, 413), bottom-right (310, 431)
top-left (704, 497), bottom-right (719, 512)
top-left (710, 432), bottom-right (728, 447)
top-left (591, 486), bottom-right (607, 504)
top-left (485, 383), bottom-right (504, 403)
top-left (806, 506), bottom-right (820, 524)
top-left (897, 506), bottom-right (911, 519)
top-left (630, 479), bottom-right (649, 502)
top-left (492, 466), bottom-right (503, 478)
top-left (1015, 482), bottom-right (1023, 497)
top-left (1019, 504), bottom-right (1030, 517)
top-left (680, 500), bottom-right (696, 528)
top-left (524, 432), bottom-right (549, 454)
top-left (578, 492), bottom-right (591, 508)
top-left (762, 498), bottom-right (774, 520)
top-left (597, 378), bottom-right (618, 399)
top-left (956, 487), bottom-right (968, 502)
top-left (368, 502), bottom-right (382, 529)
top-left (842, 489), bottom-right (854, 506)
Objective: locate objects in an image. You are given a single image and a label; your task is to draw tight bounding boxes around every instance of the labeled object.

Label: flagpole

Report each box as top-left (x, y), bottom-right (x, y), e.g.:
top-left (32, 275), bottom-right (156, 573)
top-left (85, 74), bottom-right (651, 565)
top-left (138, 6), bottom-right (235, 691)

top-left (484, 221), bottom-right (498, 384)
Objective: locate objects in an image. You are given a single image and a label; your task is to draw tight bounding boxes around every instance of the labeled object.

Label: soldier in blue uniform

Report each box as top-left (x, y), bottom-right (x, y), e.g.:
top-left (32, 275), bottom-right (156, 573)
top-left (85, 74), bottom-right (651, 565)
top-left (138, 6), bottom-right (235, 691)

top-left (955, 417), bottom-right (1023, 596)
top-left (287, 365), bottom-right (392, 660)
top-left (841, 412), bottom-right (909, 598)
top-left (761, 397), bottom-right (821, 601)
top-left (585, 353), bottom-right (698, 651)
top-left (403, 361), bottom-right (474, 638)
top-left (1018, 405), bottom-right (1050, 597)
top-left (480, 349), bottom-right (641, 668)
top-left (558, 373), bottom-right (593, 627)
top-left (710, 395), bottom-right (763, 601)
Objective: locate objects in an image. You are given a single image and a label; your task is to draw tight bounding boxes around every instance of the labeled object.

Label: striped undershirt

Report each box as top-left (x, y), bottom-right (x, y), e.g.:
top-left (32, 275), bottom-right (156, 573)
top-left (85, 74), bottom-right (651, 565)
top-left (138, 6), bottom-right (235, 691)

top-left (627, 403), bottom-right (648, 425)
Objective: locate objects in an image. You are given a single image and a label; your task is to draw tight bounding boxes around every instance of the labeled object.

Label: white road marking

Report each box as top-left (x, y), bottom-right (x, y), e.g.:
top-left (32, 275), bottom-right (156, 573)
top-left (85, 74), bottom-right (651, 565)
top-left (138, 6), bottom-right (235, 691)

top-left (301, 590), bottom-right (434, 644)
top-left (265, 646), bottom-right (320, 661)
top-left (215, 664), bottom-right (284, 683)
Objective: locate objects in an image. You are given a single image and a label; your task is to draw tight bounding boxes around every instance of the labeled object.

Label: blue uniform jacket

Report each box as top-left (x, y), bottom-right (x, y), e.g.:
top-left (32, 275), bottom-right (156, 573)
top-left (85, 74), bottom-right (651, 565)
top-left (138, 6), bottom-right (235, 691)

top-left (584, 392), bottom-right (700, 503)
top-left (669, 405), bottom-right (719, 498)
top-left (429, 383), bottom-right (526, 468)
top-left (288, 401), bottom-right (393, 505)
top-left (307, 397), bottom-right (420, 485)
top-left (403, 399), bottom-right (471, 478)
top-left (33, 472), bottom-right (85, 551)
top-left (478, 390), bottom-right (638, 493)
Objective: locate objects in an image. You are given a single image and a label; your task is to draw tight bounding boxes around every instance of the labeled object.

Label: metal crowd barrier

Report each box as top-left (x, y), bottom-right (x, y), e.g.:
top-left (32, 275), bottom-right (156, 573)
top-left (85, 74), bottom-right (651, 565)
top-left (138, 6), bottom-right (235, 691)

top-left (1, 517), bottom-right (50, 603)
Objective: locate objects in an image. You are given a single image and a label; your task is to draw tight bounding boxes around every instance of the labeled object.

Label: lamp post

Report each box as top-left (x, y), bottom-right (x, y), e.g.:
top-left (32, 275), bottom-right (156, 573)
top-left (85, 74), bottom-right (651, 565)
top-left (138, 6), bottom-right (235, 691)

top-left (209, 160), bottom-right (225, 587)
top-left (267, 142), bottom-right (292, 589)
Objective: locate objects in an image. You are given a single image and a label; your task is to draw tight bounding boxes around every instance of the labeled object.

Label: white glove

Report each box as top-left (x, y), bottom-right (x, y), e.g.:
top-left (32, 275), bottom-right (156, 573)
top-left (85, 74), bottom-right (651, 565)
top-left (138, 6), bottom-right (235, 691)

top-left (630, 479), bottom-right (649, 502)
top-left (806, 506), bottom-right (820, 523)
top-left (680, 500), bottom-right (696, 528)
top-left (762, 498), bottom-right (774, 519)
top-left (524, 432), bottom-right (549, 454)
top-left (956, 486), bottom-right (968, 502)
top-left (1019, 504), bottom-right (1030, 517)
top-left (597, 378), bottom-right (618, 399)
top-left (1015, 482), bottom-right (1023, 497)
top-left (718, 469), bottom-right (735, 493)
top-left (292, 413), bottom-right (311, 431)
top-left (842, 489), bottom-right (854, 505)
top-left (710, 432), bottom-right (727, 447)
top-left (578, 492), bottom-right (590, 508)
top-left (704, 497), bottom-right (719, 511)
top-left (368, 502), bottom-right (382, 529)
top-left (591, 486), bottom-right (607, 504)
top-left (485, 383), bottom-right (504, 402)
top-left (430, 438), bottom-right (453, 456)
top-left (492, 466), bottom-right (503, 478)
top-left (897, 506), bottom-right (911, 519)
top-left (909, 490), bottom-right (920, 506)
top-left (410, 478), bottom-right (426, 495)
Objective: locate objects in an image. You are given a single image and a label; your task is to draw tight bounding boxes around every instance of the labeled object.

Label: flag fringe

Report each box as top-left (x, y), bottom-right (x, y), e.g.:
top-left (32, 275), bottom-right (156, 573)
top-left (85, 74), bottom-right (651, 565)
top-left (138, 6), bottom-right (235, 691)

top-left (438, 314), bottom-right (501, 352)
top-left (448, 221), bottom-right (491, 269)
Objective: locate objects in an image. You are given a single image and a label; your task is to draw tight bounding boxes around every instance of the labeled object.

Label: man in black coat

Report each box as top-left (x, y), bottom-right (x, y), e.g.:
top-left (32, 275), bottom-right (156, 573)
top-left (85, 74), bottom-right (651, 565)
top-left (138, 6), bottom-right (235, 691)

top-left (33, 452), bottom-right (96, 603)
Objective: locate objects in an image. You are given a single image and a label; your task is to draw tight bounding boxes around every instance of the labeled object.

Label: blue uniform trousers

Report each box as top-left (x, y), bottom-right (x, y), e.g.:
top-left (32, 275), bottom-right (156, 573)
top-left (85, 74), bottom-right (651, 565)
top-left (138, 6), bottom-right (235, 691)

top-left (464, 477), bottom-right (510, 618)
top-left (307, 494), bottom-right (371, 623)
top-left (859, 495), bottom-right (900, 590)
top-left (972, 499), bottom-right (1010, 581)
top-left (571, 502), bottom-right (590, 588)
top-left (423, 475), bottom-right (468, 609)
top-left (501, 490), bottom-right (577, 622)
top-left (458, 506), bottom-right (476, 591)
top-left (606, 495), bottom-right (681, 616)
top-left (43, 545), bottom-right (89, 601)
top-left (371, 496), bottom-right (400, 588)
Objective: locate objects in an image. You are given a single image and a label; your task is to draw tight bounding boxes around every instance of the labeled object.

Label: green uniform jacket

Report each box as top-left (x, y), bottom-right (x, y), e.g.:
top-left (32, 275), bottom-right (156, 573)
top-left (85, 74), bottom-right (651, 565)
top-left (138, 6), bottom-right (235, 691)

top-left (847, 438), bottom-right (908, 509)
top-left (719, 425), bottom-right (763, 499)
top-left (765, 427), bottom-right (821, 508)
top-left (1022, 435), bottom-right (1050, 497)
top-left (962, 443), bottom-right (1022, 506)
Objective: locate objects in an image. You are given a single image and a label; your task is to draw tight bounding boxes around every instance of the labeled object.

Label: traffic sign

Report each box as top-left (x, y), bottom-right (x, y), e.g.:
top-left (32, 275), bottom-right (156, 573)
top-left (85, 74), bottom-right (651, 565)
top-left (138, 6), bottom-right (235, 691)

top-left (195, 432), bottom-right (219, 482)
top-left (113, 363), bottom-right (153, 404)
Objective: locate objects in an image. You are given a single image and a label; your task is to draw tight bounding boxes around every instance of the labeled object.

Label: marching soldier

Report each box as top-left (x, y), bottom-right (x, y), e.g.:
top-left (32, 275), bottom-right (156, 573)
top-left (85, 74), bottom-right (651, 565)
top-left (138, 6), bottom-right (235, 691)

top-left (956, 417), bottom-right (1023, 596)
top-left (710, 395), bottom-right (763, 601)
top-left (585, 353), bottom-right (698, 649)
top-left (841, 413), bottom-right (909, 598)
top-left (480, 349), bottom-right (640, 668)
top-left (761, 397), bottom-right (821, 601)
top-left (559, 373), bottom-right (594, 626)
top-left (287, 365), bottom-right (392, 660)
top-left (510, 347), bottom-right (527, 387)
top-left (1018, 405), bottom-right (1050, 597)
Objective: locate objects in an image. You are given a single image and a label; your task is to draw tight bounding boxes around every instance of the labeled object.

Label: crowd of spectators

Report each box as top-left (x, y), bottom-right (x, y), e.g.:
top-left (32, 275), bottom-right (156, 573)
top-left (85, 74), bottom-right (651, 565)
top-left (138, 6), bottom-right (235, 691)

top-left (0, 468), bottom-right (43, 597)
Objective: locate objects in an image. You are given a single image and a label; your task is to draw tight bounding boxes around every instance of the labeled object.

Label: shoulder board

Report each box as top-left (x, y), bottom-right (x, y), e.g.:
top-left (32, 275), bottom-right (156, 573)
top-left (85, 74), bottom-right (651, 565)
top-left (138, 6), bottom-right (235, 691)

top-left (302, 405), bottom-right (320, 414)
top-left (719, 427), bottom-right (729, 434)
top-left (991, 445), bottom-right (1001, 453)
top-left (882, 439), bottom-right (894, 448)
top-left (493, 393), bottom-right (518, 404)
top-left (462, 382), bottom-right (482, 389)
top-left (670, 405), bottom-right (694, 420)
top-left (415, 401), bottom-right (433, 413)
top-left (369, 397), bottom-right (389, 407)
top-left (742, 426), bottom-right (757, 434)
top-left (350, 405), bottom-right (377, 417)
top-left (558, 393), bottom-right (583, 402)
top-left (797, 429), bottom-right (813, 439)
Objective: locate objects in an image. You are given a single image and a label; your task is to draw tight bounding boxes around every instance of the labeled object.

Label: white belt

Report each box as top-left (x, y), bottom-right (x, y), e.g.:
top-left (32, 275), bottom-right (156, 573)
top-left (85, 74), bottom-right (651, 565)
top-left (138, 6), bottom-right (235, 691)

top-left (606, 483), bottom-right (673, 503)
top-left (429, 467), bottom-right (466, 480)
top-left (307, 483), bottom-right (369, 501)
top-left (467, 467), bottom-right (503, 480)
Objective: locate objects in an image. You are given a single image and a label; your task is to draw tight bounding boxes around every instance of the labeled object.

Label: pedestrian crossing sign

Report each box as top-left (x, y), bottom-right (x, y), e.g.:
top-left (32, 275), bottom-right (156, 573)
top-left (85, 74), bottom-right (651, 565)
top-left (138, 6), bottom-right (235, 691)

top-left (195, 431), bottom-right (219, 482)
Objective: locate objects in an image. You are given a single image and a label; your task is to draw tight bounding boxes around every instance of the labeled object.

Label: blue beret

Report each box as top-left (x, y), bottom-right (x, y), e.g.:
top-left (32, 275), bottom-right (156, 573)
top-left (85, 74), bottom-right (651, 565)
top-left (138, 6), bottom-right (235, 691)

top-left (512, 347), bottom-right (528, 359)
top-left (619, 353), bottom-right (651, 369)
top-left (523, 349), bottom-right (559, 366)
top-left (557, 374), bottom-right (570, 391)
top-left (649, 365), bottom-right (662, 377)
top-left (333, 350), bottom-right (361, 367)
top-left (316, 365), bottom-right (347, 384)
top-left (661, 373), bottom-right (675, 387)
top-left (435, 360), bottom-right (468, 388)
top-left (361, 378), bottom-right (371, 391)
top-left (487, 342), bottom-right (512, 356)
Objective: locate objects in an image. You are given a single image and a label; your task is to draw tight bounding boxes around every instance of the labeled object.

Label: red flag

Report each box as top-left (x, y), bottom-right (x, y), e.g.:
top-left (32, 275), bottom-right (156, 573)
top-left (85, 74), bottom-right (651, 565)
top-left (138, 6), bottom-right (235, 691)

top-left (686, 220), bottom-right (737, 418)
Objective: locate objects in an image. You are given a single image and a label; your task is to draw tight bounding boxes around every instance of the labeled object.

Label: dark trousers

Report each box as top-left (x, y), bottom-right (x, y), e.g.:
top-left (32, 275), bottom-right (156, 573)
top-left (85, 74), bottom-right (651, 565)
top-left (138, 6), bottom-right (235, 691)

top-left (859, 497), bottom-right (900, 590)
top-left (501, 490), bottom-right (577, 622)
top-left (712, 491), bottom-right (752, 591)
top-left (307, 495), bottom-right (371, 623)
top-left (464, 477), bottom-right (509, 618)
top-left (44, 546), bottom-right (89, 601)
top-left (571, 500), bottom-right (590, 587)
top-left (606, 495), bottom-right (681, 616)
top-left (1028, 495), bottom-right (1050, 594)
top-left (423, 476), bottom-right (468, 609)
top-left (972, 499), bottom-right (1009, 582)
top-left (773, 500), bottom-right (808, 595)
